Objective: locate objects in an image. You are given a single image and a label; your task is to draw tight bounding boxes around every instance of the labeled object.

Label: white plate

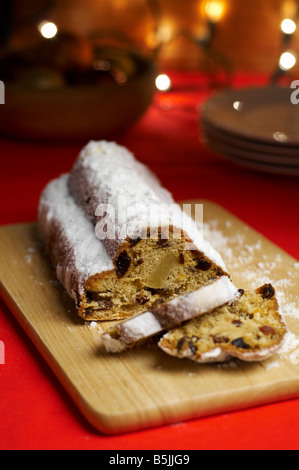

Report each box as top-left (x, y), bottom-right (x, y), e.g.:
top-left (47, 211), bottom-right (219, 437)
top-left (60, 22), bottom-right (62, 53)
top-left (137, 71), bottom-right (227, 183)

top-left (202, 86), bottom-right (299, 146)
top-left (202, 119), bottom-right (299, 157)
top-left (208, 139), bottom-right (299, 176)
top-left (203, 127), bottom-right (299, 166)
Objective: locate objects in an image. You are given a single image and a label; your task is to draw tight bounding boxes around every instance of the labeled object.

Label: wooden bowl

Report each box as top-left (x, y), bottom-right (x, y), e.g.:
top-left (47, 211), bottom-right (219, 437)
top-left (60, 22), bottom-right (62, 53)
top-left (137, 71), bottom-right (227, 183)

top-left (0, 57), bottom-right (157, 143)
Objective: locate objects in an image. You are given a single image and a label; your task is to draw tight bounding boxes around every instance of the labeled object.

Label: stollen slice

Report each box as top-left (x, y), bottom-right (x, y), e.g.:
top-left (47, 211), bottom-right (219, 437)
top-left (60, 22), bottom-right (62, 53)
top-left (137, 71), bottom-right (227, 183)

top-left (158, 284), bottom-right (287, 363)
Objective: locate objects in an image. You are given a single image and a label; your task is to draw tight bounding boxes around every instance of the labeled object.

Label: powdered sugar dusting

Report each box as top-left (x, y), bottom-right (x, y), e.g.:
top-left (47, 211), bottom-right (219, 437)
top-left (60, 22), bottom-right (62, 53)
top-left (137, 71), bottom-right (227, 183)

top-left (68, 141), bottom-right (227, 270)
top-left (38, 174), bottom-right (114, 299)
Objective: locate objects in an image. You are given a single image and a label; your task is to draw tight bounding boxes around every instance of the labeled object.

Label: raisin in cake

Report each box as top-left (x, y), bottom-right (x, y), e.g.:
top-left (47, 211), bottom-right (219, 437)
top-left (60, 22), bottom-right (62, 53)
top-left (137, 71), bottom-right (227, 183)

top-left (39, 140), bottom-right (236, 321)
top-left (158, 285), bottom-right (287, 363)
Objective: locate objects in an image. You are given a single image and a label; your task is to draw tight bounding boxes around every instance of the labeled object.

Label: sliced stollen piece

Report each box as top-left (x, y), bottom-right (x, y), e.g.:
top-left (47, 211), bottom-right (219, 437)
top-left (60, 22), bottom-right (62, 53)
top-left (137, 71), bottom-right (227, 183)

top-left (39, 140), bottom-right (235, 321)
top-left (101, 276), bottom-right (238, 352)
top-left (158, 284), bottom-right (288, 363)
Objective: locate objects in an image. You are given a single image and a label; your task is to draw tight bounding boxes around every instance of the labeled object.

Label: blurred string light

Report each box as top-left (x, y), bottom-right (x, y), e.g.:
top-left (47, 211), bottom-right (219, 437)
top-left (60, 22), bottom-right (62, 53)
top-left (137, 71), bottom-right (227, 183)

top-left (271, 0), bottom-right (299, 81)
top-left (155, 74), bottom-right (171, 91)
top-left (204, 0), bottom-right (226, 24)
top-left (281, 18), bottom-right (297, 34)
top-left (201, 0), bottom-right (226, 44)
top-left (279, 51), bottom-right (297, 70)
top-left (38, 21), bottom-right (58, 39)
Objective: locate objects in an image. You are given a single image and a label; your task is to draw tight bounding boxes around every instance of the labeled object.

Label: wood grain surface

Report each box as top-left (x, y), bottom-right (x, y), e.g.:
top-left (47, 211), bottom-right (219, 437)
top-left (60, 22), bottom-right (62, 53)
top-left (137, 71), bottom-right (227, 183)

top-left (0, 201), bottom-right (299, 434)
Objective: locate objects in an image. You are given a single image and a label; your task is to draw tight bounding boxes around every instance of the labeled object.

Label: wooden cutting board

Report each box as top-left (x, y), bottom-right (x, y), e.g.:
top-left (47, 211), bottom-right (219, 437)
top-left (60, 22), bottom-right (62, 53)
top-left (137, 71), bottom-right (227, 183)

top-left (1, 201), bottom-right (299, 435)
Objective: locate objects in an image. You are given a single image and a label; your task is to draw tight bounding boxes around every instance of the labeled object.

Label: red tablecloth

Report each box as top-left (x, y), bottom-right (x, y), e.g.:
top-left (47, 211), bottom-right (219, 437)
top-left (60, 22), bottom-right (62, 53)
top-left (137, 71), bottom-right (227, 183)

top-left (0, 71), bottom-right (298, 450)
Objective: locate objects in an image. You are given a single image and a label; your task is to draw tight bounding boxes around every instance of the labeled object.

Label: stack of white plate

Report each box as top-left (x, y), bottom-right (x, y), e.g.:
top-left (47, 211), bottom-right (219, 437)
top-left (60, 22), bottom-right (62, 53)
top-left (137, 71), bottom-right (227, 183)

top-left (201, 86), bottom-right (299, 176)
